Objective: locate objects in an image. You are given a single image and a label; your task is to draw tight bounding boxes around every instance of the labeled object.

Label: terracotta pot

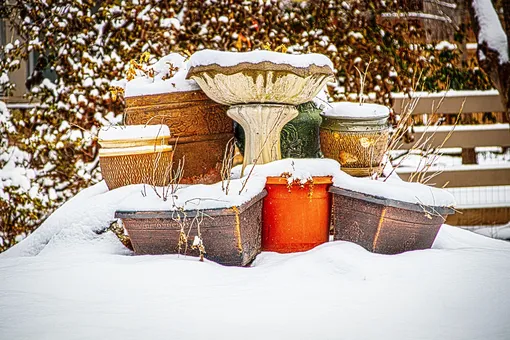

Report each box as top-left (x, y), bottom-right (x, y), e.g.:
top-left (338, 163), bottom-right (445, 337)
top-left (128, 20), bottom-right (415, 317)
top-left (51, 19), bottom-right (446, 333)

top-left (124, 90), bottom-right (234, 184)
top-left (262, 176), bottom-right (332, 253)
top-left (320, 103), bottom-right (390, 177)
top-left (115, 191), bottom-right (267, 267)
top-left (329, 186), bottom-right (455, 254)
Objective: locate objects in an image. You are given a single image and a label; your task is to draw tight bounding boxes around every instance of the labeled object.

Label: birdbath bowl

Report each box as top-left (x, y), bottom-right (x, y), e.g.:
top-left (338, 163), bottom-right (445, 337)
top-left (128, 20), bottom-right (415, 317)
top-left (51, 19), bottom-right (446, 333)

top-left (186, 50), bottom-right (334, 171)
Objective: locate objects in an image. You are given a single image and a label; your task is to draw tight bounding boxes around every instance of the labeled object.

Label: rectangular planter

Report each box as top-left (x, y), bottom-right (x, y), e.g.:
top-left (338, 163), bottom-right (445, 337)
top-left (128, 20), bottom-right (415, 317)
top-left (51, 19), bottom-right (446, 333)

top-left (115, 191), bottom-right (266, 266)
top-left (330, 186), bottom-right (454, 254)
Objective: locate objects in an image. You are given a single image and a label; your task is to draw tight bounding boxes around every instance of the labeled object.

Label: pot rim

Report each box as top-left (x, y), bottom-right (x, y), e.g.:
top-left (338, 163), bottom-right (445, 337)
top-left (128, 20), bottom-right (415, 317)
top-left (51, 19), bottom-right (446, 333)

top-left (115, 190), bottom-right (267, 219)
top-left (187, 61), bottom-right (334, 79)
top-left (320, 112), bottom-right (389, 122)
top-left (99, 144), bottom-right (173, 157)
top-left (329, 186), bottom-right (455, 215)
top-left (124, 89), bottom-right (210, 106)
top-left (266, 176), bottom-right (333, 185)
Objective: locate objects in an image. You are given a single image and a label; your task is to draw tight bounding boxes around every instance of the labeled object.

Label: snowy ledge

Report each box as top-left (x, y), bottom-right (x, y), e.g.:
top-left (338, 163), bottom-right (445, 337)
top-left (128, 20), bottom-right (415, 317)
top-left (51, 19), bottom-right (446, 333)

top-left (189, 49), bottom-right (334, 68)
top-left (114, 54), bottom-right (200, 98)
top-left (232, 159), bottom-right (455, 208)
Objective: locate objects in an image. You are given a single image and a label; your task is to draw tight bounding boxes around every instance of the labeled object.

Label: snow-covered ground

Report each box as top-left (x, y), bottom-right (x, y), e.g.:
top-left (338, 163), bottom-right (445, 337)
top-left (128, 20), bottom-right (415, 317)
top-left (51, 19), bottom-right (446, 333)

top-left (1, 181), bottom-right (510, 340)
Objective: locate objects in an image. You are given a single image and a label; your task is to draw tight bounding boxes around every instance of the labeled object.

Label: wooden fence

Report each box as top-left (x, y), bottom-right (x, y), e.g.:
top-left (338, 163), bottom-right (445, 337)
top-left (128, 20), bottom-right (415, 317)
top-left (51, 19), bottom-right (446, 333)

top-left (391, 90), bottom-right (510, 226)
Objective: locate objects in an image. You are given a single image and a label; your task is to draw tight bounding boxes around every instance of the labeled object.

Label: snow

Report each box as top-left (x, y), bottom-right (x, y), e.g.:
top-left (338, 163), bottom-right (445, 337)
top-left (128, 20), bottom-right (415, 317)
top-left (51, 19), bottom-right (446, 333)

top-left (381, 12), bottom-right (452, 23)
top-left (322, 102), bottom-right (390, 120)
top-left (123, 53), bottom-right (200, 97)
top-left (188, 49), bottom-right (334, 70)
top-left (98, 125), bottom-right (170, 142)
top-left (472, 0), bottom-right (509, 64)
top-left (435, 41), bottom-right (457, 50)
top-left (463, 223), bottom-right (510, 241)
top-left (232, 159), bottom-right (455, 208)
top-left (391, 89), bottom-right (500, 99)
top-left (117, 177), bottom-right (267, 211)
top-left (0, 180), bottom-right (509, 339)
top-left (335, 174), bottom-right (456, 208)
top-left (410, 123), bottom-right (509, 135)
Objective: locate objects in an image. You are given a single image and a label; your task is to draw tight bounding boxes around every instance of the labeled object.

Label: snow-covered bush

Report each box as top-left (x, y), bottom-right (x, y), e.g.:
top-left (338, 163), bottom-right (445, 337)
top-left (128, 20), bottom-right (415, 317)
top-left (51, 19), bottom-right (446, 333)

top-left (0, 0), bottom-right (493, 251)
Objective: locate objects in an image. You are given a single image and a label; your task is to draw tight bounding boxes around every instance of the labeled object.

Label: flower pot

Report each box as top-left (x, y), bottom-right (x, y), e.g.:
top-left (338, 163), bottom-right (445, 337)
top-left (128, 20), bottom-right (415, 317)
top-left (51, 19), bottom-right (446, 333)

top-left (124, 90), bottom-right (234, 184)
top-left (187, 50), bottom-right (333, 171)
top-left (262, 176), bottom-right (332, 253)
top-left (115, 191), bottom-right (267, 266)
top-left (320, 102), bottom-right (390, 177)
top-left (98, 125), bottom-right (174, 190)
top-left (329, 186), bottom-right (455, 254)
top-left (235, 102), bottom-right (323, 160)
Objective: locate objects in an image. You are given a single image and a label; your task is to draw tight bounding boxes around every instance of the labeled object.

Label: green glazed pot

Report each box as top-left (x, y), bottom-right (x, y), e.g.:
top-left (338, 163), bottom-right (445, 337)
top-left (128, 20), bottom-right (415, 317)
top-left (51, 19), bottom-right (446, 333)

top-left (235, 101), bottom-right (323, 159)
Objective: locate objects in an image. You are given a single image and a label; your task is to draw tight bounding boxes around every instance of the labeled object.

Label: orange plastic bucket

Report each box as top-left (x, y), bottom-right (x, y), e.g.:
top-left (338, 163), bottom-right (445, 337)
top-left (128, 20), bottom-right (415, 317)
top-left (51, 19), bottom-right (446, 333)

top-left (262, 176), bottom-right (332, 253)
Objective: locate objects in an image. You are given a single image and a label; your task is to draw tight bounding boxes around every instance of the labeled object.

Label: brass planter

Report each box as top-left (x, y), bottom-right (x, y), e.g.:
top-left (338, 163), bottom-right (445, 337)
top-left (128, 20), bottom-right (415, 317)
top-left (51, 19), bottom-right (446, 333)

top-left (124, 90), bottom-right (233, 184)
top-left (320, 103), bottom-right (390, 177)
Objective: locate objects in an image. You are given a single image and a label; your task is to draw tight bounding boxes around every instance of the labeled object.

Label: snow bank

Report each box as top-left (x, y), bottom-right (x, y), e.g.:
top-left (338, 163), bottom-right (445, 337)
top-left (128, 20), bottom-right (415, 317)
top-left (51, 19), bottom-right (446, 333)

top-left (0, 176), bottom-right (509, 340)
top-left (98, 124), bottom-right (170, 141)
top-left (122, 53), bottom-right (200, 97)
top-left (322, 101), bottom-right (390, 120)
top-left (1, 222), bottom-right (509, 340)
top-left (189, 49), bottom-right (334, 70)
top-left (471, 0), bottom-right (509, 64)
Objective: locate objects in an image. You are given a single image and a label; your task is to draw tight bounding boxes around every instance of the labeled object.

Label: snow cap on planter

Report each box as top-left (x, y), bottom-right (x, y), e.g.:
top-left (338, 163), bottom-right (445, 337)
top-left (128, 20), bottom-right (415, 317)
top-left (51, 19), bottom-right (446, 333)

top-left (112, 53), bottom-right (200, 98)
top-left (322, 102), bottom-right (390, 121)
top-left (98, 124), bottom-right (171, 148)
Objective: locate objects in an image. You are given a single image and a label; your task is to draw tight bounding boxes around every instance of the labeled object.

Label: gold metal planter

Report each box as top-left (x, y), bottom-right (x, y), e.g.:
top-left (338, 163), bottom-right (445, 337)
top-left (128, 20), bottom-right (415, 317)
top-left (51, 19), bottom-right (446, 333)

top-left (320, 103), bottom-right (390, 177)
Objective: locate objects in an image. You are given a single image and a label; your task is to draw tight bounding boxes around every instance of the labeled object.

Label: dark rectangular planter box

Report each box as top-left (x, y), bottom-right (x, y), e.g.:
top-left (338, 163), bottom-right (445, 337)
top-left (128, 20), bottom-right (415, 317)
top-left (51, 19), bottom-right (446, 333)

top-left (330, 186), bottom-right (455, 254)
top-left (115, 191), bottom-right (266, 266)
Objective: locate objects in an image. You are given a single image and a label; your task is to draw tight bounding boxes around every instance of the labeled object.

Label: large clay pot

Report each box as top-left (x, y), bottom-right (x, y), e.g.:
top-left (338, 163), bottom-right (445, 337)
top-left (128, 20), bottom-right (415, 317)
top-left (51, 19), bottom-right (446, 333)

top-left (124, 90), bottom-right (234, 184)
top-left (330, 186), bottom-right (455, 254)
top-left (262, 176), bottom-right (332, 253)
top-left (320, 102), bottom-right (390, 177)
top-left (116, 191), bottom-right (267, 266)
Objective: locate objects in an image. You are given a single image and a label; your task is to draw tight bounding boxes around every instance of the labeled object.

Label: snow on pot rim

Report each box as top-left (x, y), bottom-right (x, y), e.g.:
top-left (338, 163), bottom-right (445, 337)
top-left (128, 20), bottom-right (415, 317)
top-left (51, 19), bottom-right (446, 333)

top-left (322, 102), bottom-right (390, 121)
top-left (98, 125), bottom-right (170, 147)
top-left (112, 53), bottom-right (200, 98)
top-left (231, 158), bottom-right (455, 208)
top-left (232, 158), bottom-right (344, 185)
top-left (333, 171), bottom-right (456, 209)
top-left (116, 176), bottom-right (267, 212)
top-left (186, 49), bottom-right (334, 78)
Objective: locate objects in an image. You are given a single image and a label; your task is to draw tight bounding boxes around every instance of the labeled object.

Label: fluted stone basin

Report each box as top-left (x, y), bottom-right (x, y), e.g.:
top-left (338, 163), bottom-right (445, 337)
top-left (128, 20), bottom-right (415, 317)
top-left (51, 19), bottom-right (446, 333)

top-left (187, 50), bottom-right (334, 171)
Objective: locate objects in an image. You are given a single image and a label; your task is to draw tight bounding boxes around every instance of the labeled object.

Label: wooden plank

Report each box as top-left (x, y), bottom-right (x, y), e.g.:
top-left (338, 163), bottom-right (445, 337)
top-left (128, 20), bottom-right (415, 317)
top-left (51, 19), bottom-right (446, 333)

top-left (391, 90), bottom-right (505, 114)
top-left (446, 207), bottom-right (510, 226)
top-left (398, 124), bottom-right (510, 149)
top-left (396, 164), bottom-right (510, 187)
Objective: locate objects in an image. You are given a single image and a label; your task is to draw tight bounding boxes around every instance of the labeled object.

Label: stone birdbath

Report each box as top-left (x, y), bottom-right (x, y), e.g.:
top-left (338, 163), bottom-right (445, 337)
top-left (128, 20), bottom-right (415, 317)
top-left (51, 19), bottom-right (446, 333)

top-left (186, 50), bottom-right (334, 172)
